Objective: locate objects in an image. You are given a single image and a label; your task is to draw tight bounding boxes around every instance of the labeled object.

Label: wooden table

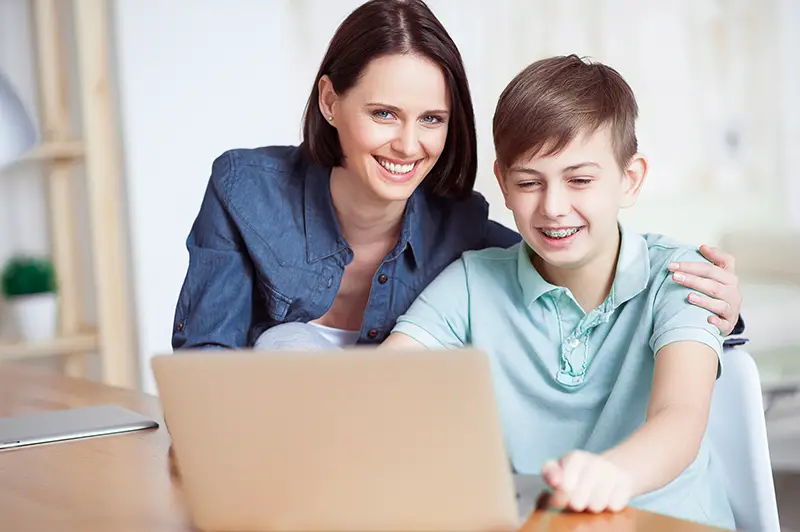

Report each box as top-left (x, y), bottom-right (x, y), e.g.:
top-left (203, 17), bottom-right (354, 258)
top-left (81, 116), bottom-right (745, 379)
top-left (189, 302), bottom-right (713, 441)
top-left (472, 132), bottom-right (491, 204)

top-left (0, 364), bottom-right (727, 532)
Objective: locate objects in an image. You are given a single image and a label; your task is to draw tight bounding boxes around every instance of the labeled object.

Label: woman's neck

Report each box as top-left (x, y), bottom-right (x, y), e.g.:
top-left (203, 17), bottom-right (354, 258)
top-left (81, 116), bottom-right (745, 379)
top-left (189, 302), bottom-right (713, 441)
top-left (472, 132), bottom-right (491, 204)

top-left (329, 166), bottom-right (406, 248)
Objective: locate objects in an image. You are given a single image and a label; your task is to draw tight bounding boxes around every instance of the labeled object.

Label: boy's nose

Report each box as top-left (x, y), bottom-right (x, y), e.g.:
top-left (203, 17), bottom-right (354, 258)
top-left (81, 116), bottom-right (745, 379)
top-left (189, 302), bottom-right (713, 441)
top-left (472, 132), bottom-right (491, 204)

top-left (540, 188), bottom-right (571, 219)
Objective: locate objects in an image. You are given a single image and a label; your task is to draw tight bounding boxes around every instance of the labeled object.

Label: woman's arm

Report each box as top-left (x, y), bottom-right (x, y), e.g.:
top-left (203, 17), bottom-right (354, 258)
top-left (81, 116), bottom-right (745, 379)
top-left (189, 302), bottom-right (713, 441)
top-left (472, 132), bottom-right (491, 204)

top-left (172, 153), bottom-right (256, 350)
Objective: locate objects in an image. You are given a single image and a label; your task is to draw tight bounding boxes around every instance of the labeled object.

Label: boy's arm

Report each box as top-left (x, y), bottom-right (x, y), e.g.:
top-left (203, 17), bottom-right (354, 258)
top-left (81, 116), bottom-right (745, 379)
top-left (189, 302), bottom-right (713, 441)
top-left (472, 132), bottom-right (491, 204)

top-left (601, 341), bottom-right (718, 496)
top-left (602, 249), bottom-right (723, 497)
top-left (382, 331), bottom-right (425, 349)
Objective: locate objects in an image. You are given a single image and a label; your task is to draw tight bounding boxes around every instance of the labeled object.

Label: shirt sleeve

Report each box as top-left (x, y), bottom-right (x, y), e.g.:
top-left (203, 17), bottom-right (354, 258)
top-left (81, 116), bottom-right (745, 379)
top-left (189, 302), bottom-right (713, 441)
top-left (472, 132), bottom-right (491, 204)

top-left (650, 248), bottom-right (725, 375)
top-left (391, 257), bottom-right (471, 349)
top-left (172, 151), bottom-right (256, 350)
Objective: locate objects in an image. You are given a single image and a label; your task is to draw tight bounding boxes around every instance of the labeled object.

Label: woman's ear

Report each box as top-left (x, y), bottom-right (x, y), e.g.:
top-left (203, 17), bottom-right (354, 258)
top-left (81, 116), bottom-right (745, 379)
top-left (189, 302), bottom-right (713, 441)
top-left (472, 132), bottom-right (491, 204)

top-left (318, 75), bottom-right (338, 125)
top-left (620, 153), bottom-right (647, 208)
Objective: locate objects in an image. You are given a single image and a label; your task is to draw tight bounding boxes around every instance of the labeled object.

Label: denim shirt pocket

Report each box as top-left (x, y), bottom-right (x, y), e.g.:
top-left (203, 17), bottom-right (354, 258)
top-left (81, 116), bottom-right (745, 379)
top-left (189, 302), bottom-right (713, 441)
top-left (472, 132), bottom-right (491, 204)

top-left (257, 277), bottom-right (292, 322)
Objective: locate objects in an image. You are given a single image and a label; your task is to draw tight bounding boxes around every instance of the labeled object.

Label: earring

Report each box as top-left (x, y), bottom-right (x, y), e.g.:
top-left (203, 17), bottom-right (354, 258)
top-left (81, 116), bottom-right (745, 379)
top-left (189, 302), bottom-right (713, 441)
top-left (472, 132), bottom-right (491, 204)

top-left (328, 115), bottom-right (333, 121)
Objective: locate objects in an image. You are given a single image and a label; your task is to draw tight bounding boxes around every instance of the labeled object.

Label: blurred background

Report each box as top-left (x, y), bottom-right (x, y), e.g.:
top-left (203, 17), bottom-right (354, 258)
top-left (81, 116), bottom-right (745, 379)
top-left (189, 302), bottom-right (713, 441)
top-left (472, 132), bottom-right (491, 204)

top-left (1, 0), bottom-right (799, 524)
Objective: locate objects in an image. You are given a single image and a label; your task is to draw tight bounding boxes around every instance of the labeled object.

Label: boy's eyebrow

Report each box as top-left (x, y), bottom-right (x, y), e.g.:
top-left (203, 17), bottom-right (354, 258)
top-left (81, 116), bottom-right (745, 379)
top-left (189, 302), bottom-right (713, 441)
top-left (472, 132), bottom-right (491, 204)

top-left (507, 161), bottom-right (602, 176)
top-left (507, 166), bottom-right (544, 176)
top-left (365, 102), bottom-right (450, 115)
top-left (563, 161), bottom-right (602, 172)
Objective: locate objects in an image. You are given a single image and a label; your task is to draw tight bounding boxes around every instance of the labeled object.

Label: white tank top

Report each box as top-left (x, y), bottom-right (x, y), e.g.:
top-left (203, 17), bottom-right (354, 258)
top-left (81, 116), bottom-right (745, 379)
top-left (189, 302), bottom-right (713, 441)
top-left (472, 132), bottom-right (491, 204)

top-left (254, 322), bottom-right (361, 350)
top-left (308, 322), bottom-right (361, 348)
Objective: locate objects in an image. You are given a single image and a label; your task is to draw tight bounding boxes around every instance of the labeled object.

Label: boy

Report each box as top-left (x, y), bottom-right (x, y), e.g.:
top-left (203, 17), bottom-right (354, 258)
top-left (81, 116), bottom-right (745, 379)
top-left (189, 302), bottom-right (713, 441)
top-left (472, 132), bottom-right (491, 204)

top-left (382, 55), bottom-right (736, 529)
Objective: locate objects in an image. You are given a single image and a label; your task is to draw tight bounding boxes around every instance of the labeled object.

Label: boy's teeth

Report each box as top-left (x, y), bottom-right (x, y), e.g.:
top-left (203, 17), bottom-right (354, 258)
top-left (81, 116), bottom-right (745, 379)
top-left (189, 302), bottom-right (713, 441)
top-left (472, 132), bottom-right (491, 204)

top-left (378, 158), bottom-right (415, 174)
top-left (541, 227), bottom-right (580, 238)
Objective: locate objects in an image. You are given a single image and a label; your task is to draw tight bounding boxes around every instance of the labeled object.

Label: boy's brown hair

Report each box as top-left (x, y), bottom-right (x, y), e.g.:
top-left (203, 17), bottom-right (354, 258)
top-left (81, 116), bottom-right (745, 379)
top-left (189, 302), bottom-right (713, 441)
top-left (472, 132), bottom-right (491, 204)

top-left (492, 55), bottom-right (638, 171)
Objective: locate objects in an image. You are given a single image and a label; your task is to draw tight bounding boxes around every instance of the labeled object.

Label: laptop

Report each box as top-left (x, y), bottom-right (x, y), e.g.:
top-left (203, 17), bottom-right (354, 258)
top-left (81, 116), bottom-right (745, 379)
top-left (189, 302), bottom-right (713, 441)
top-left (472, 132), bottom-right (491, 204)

top-left (152, 347), bottom-right (548, 531)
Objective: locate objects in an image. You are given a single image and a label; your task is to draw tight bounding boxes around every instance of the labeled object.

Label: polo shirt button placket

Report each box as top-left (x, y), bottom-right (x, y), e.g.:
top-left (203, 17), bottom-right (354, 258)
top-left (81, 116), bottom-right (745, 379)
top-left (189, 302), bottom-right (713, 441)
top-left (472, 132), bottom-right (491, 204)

top-left (557, 335), bottom-right (588, 387)
top-left (569, 337), bottom-right (580, 349)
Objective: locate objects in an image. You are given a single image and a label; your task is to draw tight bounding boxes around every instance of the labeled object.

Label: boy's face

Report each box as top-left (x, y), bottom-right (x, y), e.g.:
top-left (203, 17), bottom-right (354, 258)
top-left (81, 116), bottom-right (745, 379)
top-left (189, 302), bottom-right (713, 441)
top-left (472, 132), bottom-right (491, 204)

top-left (494, 126), bottom-right (647, 274)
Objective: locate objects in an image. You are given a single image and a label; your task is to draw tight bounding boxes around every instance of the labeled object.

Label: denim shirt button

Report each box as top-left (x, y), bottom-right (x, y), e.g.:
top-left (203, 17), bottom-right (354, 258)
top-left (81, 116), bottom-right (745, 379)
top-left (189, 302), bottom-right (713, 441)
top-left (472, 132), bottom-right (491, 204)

top-left (367, 329), bottom-right (379, 339)
top-left (378, 274), bottom-right (388, 284)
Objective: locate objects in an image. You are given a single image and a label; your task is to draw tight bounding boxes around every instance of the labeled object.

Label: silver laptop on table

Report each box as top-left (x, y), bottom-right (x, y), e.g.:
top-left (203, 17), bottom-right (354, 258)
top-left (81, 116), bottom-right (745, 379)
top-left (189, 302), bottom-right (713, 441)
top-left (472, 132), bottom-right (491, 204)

top-left (0, 404), bottom-right (159, 450)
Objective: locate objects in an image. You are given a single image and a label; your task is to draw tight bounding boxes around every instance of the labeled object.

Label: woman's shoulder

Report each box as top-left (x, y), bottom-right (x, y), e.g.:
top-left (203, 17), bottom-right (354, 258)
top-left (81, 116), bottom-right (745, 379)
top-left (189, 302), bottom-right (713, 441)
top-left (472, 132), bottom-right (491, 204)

top-left (199, 145), bottom-right (321, 262)
top-left (419, 189), bottom-right (520, 251)
top-left (208, 145), bottom-right (312, 202)
top-left (421, 188), bottom-right (490, 221)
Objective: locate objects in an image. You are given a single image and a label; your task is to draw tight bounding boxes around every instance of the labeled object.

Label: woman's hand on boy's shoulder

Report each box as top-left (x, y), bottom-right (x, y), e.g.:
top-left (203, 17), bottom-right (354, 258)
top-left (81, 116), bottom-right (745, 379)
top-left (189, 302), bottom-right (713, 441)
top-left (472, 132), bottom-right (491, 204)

top-left (667, 244), bottom-right (742, 335)
top-left (541, 450), bottom-right (633, 514)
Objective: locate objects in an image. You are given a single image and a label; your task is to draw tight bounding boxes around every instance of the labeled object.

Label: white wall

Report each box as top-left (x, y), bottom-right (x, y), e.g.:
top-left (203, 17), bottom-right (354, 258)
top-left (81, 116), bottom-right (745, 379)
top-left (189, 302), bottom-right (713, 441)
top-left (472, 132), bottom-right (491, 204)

top-left (111, 0), bottom-right (797, 394)
top-left (0, 0), bottom-right (49, 272)
top-left (780, 0), bottom-right (800, 228)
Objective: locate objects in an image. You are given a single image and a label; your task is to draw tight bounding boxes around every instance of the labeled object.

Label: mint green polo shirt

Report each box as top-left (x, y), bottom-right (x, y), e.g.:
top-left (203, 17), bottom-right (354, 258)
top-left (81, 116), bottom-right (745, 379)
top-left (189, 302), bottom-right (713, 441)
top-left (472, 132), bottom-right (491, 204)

top-left (392, 225), bottom-right (736, 530)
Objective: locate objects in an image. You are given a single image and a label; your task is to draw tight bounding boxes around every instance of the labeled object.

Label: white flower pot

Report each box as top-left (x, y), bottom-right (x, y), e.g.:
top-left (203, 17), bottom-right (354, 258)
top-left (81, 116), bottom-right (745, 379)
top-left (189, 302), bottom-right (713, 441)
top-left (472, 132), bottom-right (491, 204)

top-left (8, 292), bottom-right (58, 342)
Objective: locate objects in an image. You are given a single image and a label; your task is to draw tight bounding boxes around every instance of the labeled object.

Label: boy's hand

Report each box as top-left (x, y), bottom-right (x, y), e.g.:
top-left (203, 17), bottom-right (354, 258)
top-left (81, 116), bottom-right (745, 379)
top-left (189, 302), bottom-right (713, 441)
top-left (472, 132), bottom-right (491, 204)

top-left (541, 451), bottom-right (633, 513)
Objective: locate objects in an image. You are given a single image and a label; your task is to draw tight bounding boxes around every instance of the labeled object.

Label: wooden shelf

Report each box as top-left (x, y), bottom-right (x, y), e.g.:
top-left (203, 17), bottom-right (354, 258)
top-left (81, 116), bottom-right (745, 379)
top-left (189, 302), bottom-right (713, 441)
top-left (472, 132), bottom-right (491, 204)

top-left (0, 141), bottom-right (86, 174)
top-left (22, 140), bottom-right (85, 162)
top-left (1, 1), bottom-right (137, 388)
top-left (0, 331), bottom-right (97, 361)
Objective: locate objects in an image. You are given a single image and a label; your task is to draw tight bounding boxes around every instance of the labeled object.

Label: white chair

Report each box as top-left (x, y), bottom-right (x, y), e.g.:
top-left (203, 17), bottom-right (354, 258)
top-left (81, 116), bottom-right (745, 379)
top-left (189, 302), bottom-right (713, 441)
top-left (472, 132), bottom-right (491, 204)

top-left (708, 347), bottom-right (781, 532)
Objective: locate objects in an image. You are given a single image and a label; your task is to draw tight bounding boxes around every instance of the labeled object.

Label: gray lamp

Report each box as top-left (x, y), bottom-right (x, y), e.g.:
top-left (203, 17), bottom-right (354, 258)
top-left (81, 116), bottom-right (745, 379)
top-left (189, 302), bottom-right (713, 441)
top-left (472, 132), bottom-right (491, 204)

top-left (0, 71), bottom-right (38, 169)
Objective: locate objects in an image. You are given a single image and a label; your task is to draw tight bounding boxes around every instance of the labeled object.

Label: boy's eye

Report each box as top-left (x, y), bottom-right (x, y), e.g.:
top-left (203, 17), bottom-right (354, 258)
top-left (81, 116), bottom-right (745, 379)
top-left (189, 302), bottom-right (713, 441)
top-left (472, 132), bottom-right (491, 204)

top-left (518, 181), bottom-right (542, 189)
top-left (570, 178), bottom-right (593, 186)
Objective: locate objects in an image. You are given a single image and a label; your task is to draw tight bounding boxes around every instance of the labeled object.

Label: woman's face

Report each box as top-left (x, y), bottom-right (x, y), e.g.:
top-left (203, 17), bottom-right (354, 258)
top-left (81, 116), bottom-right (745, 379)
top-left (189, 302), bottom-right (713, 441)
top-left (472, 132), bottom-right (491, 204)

top-left (320, 53), bottom-right (451, 203)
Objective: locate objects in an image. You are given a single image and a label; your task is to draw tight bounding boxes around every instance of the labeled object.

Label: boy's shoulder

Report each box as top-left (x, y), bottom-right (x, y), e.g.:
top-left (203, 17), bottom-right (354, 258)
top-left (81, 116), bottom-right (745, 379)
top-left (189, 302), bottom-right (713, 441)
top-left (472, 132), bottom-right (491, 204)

top-left (612, 229), bottom-right (713, 308)
top-left (446, 244), bottom-right (521, 288)
top-left (632, 232), bottom-right (716, 306)
top-left (462, 242), bottom-right (521, 263)
top-left (641, 233), bottom-right (713, 278)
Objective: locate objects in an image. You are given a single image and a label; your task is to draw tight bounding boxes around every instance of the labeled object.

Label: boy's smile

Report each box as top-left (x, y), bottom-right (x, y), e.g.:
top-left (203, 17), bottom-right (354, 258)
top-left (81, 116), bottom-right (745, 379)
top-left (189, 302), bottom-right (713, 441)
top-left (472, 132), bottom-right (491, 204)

top-left (536, 225), bottom-right (586, 248)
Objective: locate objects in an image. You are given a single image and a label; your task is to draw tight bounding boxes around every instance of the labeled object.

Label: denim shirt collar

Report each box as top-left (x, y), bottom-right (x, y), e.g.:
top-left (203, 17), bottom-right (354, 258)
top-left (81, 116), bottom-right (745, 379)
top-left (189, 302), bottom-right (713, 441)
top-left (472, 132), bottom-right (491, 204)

top-left (303, 162), bottom-right (424, 266)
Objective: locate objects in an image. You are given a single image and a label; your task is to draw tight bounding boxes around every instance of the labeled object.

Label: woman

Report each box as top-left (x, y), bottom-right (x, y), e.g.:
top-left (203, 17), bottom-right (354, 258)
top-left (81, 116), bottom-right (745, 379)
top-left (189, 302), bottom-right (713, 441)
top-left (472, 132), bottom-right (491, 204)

top-left (171, 0), bottom-right (743, 353)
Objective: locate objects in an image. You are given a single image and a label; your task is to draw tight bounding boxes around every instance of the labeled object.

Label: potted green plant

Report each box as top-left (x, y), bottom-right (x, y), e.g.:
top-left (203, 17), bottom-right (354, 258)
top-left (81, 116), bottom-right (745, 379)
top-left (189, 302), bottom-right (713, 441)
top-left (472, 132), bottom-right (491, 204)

top-left (1, 255), bottom-right (58, 342)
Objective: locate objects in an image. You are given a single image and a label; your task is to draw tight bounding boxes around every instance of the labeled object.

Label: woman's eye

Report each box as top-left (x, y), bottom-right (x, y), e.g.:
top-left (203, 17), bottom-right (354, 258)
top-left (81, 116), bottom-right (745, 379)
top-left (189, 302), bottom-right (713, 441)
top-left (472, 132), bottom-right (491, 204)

top-left (421, 115), bottom-right (444, 124)
top-left (373, 110), bottom-right (394, 120)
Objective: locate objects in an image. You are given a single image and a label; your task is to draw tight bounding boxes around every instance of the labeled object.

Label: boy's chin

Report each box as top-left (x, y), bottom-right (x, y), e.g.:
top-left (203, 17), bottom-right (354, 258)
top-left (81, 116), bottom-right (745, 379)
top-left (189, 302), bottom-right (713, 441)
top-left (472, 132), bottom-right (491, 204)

top-left (526, 243), bottom-right (589, 271)
top-left (535, 253), bottom-right (588, 271)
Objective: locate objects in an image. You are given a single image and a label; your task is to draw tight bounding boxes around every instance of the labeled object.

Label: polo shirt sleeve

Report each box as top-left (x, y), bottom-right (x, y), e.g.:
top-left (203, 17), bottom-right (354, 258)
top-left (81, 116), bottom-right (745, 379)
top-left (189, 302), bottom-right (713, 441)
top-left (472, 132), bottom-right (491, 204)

top-left (649, 248), bottom-right (724, 370)
top-left (391, 258), bottom-right (470, 348)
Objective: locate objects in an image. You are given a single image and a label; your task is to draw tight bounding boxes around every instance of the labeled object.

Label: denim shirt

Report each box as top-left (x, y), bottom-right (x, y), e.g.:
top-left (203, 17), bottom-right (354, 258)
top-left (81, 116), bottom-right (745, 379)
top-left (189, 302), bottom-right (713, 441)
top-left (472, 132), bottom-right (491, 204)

top-left (171, 145), bottom-right (522, 350)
